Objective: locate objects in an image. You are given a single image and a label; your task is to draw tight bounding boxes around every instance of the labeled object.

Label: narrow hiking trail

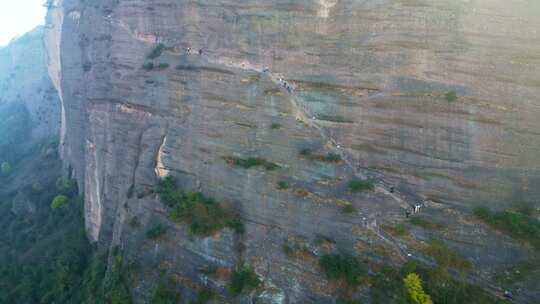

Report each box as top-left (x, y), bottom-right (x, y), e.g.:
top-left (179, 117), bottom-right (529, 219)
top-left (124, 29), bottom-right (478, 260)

top-left (203, 52), bottom-right (414, 211)
top-left (199, 53), bottom-right (417, 259)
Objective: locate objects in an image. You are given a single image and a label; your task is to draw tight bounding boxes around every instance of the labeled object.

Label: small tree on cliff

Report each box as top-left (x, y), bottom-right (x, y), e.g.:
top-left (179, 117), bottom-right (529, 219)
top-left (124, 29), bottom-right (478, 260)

top-left (1, 161), bottom-right (11, 176)
top-left (403, 273), bottom-right (433, 304)
top-left (51, 195), bottom-right (68, 209)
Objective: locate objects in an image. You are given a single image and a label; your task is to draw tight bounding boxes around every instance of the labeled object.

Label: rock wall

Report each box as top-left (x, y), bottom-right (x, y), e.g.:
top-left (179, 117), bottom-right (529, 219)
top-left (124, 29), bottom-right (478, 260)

top-left (0, 27), bottom-right (60, 140)
top-left (46, 0), bottom-right (540, 302)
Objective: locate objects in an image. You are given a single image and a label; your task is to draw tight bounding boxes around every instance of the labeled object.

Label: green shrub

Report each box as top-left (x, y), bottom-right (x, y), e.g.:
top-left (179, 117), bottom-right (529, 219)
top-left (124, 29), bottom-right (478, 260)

top-left (409, 217), bottom-right (445, 230)
top-left (142, 62), bottom-right (154, 70)
top-left (156, 177), bottom-right (244, 236)
top-left (51, 195), bottom-right (68, 209)
top-left (270, 123), bottom-right (281, 129)
top-left (129, 216), bottom-right (140, 228)
top-left (1, 161), bottom-right (11, 176)
top-left (277, 180), bottom-right (290, 190)
top-left (341, 205), bottom-right (356, 214)
top-left (316, 114), bottom-right (353, 123)
top-left (445, 91), bottom-right (458, 102)
top-left (193, 289), bottom-right (215, 304)
top-left (348, 179), bottom-right (374, 192)
top-left (56, 177), bottom-right (75, 192)
top-left (474, 206), bottom-right (540, 251)
top-left (228, 267), bottom-right (261, 295)
top-left (319, 254), bottom-right (366, 287)
top-left (422, 240), bottom-right (471, 271)
top-left (147, 43), bottom-right (166, 59)
top-left (382, 223), bottom-right (409, 236)
top-left (299, 148), bottom-right (313, 156)
top-left (151, 279), bottom-right (181, 304)
top-left (403, 273), bottom-right (433, 304)
top-left (31, 182), bottom-right (43, 193)
top-left (299, 149), bottom-right (341, 163)
top-left (146, 223), bottom-right (168, 239)
top-left (370, 262), bottom-right (502, 304)
top-left (157, 63), bottom-right (170, 69)
top-left (398, 262), bottom-right (501, 304)
top-left (494, 259), bottom-right (540, 285)
top-left (224, 156), bottom-right (279, 171)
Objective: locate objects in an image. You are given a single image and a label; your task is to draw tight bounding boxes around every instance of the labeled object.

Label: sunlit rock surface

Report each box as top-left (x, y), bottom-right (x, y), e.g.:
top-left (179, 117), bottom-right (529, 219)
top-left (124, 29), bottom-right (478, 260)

top-left (0, 27), bottom-right (60, 140)
top-left (46, 0), bottom-right (540, 302)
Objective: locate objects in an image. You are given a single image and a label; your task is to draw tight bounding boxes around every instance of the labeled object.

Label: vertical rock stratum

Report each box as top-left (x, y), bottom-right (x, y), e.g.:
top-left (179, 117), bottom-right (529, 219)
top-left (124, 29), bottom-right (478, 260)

top-left (0, 27), bottom-right (60, 140)
top-left (45, 0), bottom-right (540, 302)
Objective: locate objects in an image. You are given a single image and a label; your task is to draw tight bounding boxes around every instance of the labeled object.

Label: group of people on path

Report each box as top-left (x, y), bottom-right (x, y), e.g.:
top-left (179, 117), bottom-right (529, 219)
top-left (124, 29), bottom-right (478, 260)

top-left (182, 46), bottom-right (295, 94)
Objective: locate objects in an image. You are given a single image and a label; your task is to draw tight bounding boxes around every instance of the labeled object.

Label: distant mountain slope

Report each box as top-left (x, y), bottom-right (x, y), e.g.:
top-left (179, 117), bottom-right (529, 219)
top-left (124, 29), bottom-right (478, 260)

top-left (0, 26), bottom-right (59, 141)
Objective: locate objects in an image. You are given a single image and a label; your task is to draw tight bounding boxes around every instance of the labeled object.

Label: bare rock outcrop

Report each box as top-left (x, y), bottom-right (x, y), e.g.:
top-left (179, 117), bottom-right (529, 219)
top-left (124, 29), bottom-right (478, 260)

top-left (46, 0), bottom-right (540, 302)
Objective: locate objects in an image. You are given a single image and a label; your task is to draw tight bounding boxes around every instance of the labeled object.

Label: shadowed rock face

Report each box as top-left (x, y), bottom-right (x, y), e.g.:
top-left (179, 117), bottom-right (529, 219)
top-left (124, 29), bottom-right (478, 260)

top-left (0, 27), bottom-right (60, 140)
top-left (46, 0), bottom-right (540, 302)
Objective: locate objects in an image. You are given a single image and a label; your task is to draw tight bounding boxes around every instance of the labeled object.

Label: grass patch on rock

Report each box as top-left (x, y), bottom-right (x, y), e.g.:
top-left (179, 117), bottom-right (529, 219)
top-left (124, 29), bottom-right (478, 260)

top-left (422, 240), bottom-right (471, 271)
top-left (277, 180), bottom-right (290, 190)
top-left (341, 204), bottom-right (357, 214)
top-left (146, 223), bottom-right (168, 239)
top-left (409, 216), bottom-right (445, 230)
top-left (319, 254), bottom-right (367, 287)
top-left (474, 206), bottom-right (540, 251)
top-left (156, 176), bottom-right (244, 237)
top-left (228, 267), bottom-right (261, 295)
top-left (369, 262), bottom-right (504, 304)
top-left (224, 156), bottom-right (280, 171)
top-left (348, 179), bottom-right (375, 192)
top-left (147, 43), bottom-right (166, 59)
top-left (299, 148), bottom-right (342, 163)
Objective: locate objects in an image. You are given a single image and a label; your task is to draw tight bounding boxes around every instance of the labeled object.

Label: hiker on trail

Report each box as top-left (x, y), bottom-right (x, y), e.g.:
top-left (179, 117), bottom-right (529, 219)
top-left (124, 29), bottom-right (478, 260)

top-left (185, 47), bottom-right (192, 54)
top-left (504, 290), bottom-right (513, 299)
top-left (405, 210), bottom-right (411, 218)
top-left (390, 186), bottom-right (395, 193)
top-left (198, 49), bottom-right (203, 55)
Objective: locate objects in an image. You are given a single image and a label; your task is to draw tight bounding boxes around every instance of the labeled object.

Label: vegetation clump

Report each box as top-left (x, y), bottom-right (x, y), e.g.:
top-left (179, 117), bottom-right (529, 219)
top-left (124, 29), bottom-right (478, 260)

top-left (382, 223), bottom-right (409, 236)
top-left (228, 267), bottom-right (261, 295)
top-left (146, 223), bottom-right (168, 239)
top-left (403, 273), bottom-right (433, 304)
top-left (474, 206), bottom-right (540, 251)
top-left (369, 262), bottom-right (503, 304)
top-left (319, 254), bottom-right (367, 287)
top-left (299, 148), bottom-right (342, 163)
top-left (156, 63), bottom-right (170, 70)
top-left (316, 114), bottom-right (353, 123)
top-left (147, 43), bottom-right (166, 59)
top-left (270, 123), bottom-right (281, 129)
top-left (409, 216), bottom-right (445, 230)
top-left (156, 176), bottom-right (244, 236)
top-left (341, 204), bottom-right (356, 214)
top-left (151, 278), bottom-right (181, 304)
top-left (422, 240), bottom-right (471, 271)
top-left (51, 194), bottom-right (68, 209)
top-left (348, 179), bottom-right (375, 192)
top-left (445, 91), bottom-right (458, 102)
top-left (142, 62), bottom-right (154, 70)
top-left (1, 161), bottom-right (11, 176)
top-left (277, 180), bottom-right (290, 190)
top-left (224, 156), bottom-right (280, 171)
top-left (193, 289), bottom-right (216, 304)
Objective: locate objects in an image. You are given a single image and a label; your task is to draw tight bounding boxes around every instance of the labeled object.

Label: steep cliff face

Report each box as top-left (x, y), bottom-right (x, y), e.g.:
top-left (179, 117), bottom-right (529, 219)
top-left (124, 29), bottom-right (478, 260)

top-left (0, 27), bottom-right (60, 140)
top-left (46, 0), bottom-right (540, 302)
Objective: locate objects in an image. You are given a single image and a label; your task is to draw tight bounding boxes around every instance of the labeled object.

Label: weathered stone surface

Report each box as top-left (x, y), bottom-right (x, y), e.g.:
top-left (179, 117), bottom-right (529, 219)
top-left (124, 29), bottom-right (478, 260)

top-left (46, 0), bottom-right (540, 302)
top-left (11, 191), bottom-right (36, 216)
top-left (0, 27), bottom-right (60, 140)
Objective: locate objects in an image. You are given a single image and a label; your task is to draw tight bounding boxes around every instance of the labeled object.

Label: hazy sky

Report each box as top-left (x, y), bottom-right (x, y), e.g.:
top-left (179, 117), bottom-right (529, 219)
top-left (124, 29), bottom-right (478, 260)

top-left (0, 0), bottom-right (46, 47)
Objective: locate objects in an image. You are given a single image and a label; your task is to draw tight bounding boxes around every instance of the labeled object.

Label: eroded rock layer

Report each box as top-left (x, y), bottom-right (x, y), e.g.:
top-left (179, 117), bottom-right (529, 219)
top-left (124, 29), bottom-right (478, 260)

top-left (46, 0), bottom-right (540, 302)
